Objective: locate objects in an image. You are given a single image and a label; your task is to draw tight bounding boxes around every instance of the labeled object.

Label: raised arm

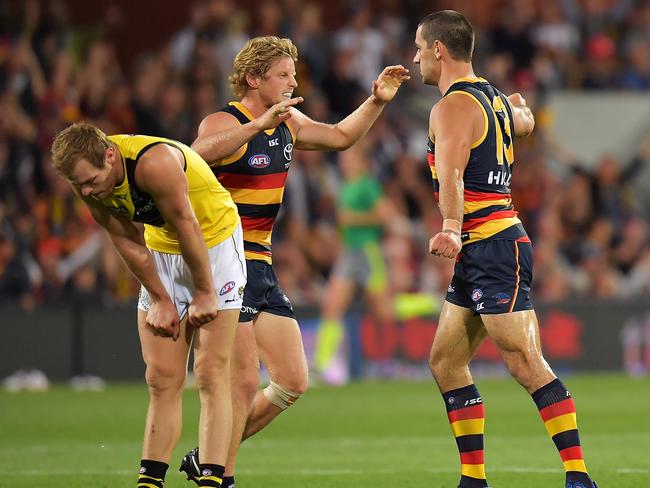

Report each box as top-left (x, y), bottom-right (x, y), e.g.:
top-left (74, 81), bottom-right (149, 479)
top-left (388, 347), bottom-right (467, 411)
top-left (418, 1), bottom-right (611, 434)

top-left (428, 94), bottom-right (480, 258)
top-left (290, 65), bottom-right (410, 151)
top-left (136, 144), bottom-right (217, 326)
top-left (192, 97), bottom-right (303, 164)
top-left (507, 93), bottom-right (535, 138)
top-left (79, 191), bottom-right (180, 339)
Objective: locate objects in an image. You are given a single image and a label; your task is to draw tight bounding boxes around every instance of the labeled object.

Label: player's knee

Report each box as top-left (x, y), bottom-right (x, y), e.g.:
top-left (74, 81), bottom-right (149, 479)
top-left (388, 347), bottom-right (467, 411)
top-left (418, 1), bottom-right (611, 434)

top-left (263, 380), bottom-right (305, 410)
top-left (234, 368), bottom-right (260, 403)
top-left (502, 351), bottom-right (538, 387)
top-left (283, 372), bottom-right (308, 397)
top-left (194, 349), bottom-right (230, 377)
top-left (428, 346), bottom-right (446, 379)
top-left (193, 365), bottom-right (226, 393)
top-left (145, 364), bottom-right (185, 395)
top-left (193, 358), bottom-right (230, 393)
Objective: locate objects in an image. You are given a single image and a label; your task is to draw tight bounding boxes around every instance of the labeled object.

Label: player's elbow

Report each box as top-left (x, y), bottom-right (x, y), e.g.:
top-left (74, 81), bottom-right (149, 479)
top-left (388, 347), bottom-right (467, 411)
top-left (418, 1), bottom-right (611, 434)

top-left (521, 120), bottom-right (535, 137)
top-left (190, 139), bottom-right (207, 158)
top-left (518, 113), bottom-right (535, 137)
top-left (332, 138), bottom-right (353, 152)
top-left (330, 127), bottom-right (355, 151)
top-left (170, 212), bottom-right (201, 236)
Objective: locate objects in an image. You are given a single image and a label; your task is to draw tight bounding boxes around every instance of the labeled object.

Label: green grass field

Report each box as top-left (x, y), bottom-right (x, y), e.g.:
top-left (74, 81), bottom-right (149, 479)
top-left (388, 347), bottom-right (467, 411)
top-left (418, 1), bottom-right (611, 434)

top-left (1, 374), bottom-right (649, 487)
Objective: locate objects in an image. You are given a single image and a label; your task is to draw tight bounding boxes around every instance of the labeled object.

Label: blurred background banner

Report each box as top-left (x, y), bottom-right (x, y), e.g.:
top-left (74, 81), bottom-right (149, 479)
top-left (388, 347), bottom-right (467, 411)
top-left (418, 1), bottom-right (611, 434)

top-left (2, 0), bottom-right (650, 384)
top-left (3, 300), bottom-right (650, 381)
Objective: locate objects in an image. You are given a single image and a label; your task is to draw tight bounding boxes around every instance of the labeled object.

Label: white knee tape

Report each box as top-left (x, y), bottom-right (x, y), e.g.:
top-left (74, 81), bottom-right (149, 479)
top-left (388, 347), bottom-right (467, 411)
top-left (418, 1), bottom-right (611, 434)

top-left (263, 381), bottom-right (302, 410)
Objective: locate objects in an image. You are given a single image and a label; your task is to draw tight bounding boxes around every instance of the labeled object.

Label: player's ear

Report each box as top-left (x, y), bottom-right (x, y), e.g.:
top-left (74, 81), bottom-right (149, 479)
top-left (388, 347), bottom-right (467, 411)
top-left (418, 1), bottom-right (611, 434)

top-left (246, 72), bottom-right (260, 89)
top-left (434, 41), bottom-right (442, 60)
top-left (104, 146), bottom-right (114, 167)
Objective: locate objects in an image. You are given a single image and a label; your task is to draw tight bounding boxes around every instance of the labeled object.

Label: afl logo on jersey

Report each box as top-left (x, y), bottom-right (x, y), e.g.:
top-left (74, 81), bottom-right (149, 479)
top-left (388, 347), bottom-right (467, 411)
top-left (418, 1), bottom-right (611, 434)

top-left (283, 143), bottom-right (293, 161)
top-left (248, 154), bottom-right (271, 169)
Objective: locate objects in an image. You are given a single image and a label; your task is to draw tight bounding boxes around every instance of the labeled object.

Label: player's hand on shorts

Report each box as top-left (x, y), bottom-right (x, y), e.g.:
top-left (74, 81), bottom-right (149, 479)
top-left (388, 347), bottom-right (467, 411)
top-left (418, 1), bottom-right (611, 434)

top-left (429, 230), bottom-right (462, 259)
top-left (146, 299), bottom-right (181, 341)
top-left (254, 97), bottom-right (303, 131)
top-left (372, 65), bottom-right (410, 104)
top-left (188, 291), bottom-right (219, 328)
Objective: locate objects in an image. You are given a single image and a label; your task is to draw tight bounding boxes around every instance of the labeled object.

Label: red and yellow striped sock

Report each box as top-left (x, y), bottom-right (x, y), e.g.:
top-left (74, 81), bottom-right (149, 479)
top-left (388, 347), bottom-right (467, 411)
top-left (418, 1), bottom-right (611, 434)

top-left (532, 378), bottom-right (592, 485)
top-left (442, 384), bottom-right (488, 488)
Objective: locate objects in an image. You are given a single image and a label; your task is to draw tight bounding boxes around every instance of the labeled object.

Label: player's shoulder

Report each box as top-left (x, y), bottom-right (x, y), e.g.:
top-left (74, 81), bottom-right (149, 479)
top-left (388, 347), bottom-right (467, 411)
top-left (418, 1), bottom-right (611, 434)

top-left (431, 92), bottom-right (478, 123)
top-left (198, 110), bottom-right (241, 135)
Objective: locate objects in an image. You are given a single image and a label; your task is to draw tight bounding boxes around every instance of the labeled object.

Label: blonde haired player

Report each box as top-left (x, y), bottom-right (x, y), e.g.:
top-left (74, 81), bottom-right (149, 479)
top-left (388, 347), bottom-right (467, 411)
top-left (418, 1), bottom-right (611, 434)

top-left (179, 36), bottom-right (409, 487)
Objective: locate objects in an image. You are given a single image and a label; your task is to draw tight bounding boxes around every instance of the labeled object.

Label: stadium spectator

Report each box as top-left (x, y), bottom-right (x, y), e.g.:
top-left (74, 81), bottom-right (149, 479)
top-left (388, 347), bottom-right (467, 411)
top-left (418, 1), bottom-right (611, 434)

top-left (0, 0), bottom-right (647, 310)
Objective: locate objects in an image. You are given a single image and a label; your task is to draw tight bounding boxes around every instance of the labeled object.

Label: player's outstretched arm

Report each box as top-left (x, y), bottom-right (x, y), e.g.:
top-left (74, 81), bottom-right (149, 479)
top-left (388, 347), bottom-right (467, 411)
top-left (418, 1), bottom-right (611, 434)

top-left (291, 65), bottom-right (410, 151)
top-left (79, 191), bottom-right (180, 339)
top-left (507, 93), bottom-right (535, 137)
top-left (192, 97), bottom-right (303, 164)
top-left (137, 144), bottom-right (217, 328)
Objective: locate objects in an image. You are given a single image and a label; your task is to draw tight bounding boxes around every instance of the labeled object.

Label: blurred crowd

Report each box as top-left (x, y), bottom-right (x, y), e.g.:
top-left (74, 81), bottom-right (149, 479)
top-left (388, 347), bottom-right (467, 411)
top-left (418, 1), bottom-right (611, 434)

top-left (1, 0), bottom-right (650, 311)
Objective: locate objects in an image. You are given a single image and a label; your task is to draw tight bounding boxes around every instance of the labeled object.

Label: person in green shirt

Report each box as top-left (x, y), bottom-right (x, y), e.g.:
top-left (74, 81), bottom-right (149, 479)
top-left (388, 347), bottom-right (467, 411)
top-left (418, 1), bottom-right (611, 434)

top-left (315, 145), bottom-right (395, 383)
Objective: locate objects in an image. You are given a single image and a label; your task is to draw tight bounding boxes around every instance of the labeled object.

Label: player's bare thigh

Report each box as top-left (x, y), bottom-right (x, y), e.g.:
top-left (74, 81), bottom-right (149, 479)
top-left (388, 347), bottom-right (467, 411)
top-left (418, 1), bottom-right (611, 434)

top-left (254, 312), bottom-right (308, 392)
top-left (138, 309), bottom-right (192, 376)
top-left (429, 301), bottom-right (487, 390)
top-left (192, 309), bottom-right (239, 369)
top-left (480, 309), bottom-right (554, 392)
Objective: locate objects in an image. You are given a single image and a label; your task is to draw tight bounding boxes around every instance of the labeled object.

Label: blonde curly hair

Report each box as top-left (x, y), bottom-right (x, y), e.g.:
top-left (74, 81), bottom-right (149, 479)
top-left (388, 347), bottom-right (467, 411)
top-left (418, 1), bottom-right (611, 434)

top-left (229, 36), bottom-right (298, 99)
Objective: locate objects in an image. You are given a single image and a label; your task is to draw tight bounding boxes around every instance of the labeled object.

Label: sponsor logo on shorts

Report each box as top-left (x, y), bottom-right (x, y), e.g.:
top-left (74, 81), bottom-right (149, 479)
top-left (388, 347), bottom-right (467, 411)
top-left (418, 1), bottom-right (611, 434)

top-left (219, 281), bottom-right (236, 296)
top-left (447, 283), bottom-right (455, 293)
top-left (225, 294), bottom-right (241, 303)
top-left (241, 305), bottom-right (258, 315)
top-left (476, 302), bottom-right (485, 311)
top-left (248, 154), bottom-right (271, 168)
top-left (493, 292), bottom-right (511, 305)
top-left (238, 286), bottom-right (245, 297)
top-left (447, 396), bottom-right (455, 405)
top-left (471, 288), bottom-right (483, 302)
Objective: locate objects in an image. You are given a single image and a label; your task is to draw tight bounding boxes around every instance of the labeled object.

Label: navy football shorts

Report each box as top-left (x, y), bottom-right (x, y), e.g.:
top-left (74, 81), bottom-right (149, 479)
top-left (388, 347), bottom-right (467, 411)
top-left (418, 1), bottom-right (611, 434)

top-left (239, 260), bottom-right (296, 322)
top-left (445, 237), bottom-right (534, 314)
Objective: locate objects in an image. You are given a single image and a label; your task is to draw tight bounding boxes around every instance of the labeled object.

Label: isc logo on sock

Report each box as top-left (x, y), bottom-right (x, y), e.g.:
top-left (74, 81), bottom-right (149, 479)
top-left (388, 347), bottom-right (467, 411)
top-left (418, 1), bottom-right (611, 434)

top-left (202, 469), bottom-right (212, 476)
top-left (464, 397), bottom-right (483, 406)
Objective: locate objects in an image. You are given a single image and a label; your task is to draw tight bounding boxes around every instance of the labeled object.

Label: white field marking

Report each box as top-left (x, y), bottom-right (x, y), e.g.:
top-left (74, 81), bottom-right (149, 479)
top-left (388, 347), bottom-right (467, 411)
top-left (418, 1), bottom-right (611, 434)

top-left (0, 467), bottom-right (647, 477)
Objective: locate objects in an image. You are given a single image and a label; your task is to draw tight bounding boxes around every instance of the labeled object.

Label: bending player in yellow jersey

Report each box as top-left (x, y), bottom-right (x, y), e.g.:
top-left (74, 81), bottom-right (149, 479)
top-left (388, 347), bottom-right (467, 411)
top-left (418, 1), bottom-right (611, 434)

top-left (51, 122), bottom-right (246, 488)
top-left (179, 36), bottom-right (409, 487)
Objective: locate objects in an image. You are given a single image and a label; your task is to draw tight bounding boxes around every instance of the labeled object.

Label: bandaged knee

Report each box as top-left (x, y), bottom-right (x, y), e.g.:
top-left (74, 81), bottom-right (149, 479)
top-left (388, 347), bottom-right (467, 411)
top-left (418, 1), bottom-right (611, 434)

top-left (263, 381), bottom-right (302, 410)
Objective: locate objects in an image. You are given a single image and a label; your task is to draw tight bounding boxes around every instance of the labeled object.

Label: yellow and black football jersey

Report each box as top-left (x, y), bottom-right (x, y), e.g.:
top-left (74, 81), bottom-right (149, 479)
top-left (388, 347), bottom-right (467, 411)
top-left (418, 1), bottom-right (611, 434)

top-left (103, 134), bottom-right (238, 253)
